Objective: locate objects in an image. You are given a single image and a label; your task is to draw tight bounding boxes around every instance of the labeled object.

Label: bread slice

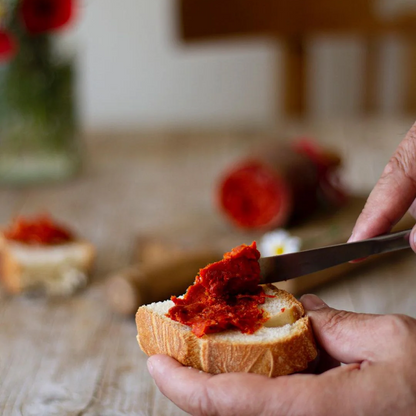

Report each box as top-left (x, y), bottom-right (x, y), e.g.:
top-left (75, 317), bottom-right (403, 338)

top-left (136, 284), bottom-right (317, 377)
top-left (0, 235), bottom-right (95, 296)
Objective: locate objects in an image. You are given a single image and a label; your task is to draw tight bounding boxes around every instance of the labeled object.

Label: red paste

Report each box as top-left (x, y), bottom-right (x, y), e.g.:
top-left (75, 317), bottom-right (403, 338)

top-left (3, 215), bottom-right (74, 245)
top-left (167, 242), bottom-right (270, 338)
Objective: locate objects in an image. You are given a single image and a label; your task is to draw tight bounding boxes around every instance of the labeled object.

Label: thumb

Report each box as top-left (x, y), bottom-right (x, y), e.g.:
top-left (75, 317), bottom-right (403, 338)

top-left (409, 223), bottom-right (416, 254)
top-left (301, 294), bottom-right (383, 364)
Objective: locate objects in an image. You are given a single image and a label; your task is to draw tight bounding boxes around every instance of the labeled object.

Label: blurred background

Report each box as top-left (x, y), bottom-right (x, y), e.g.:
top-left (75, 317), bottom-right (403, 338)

top-left (2, 0), bottom-right (416, 188)
top-left (72, 0), bottom-right (416, 129)
top-left (63, 0), bottom-right (416, 197)
top-left (1, 1), bottom-right (416, 414)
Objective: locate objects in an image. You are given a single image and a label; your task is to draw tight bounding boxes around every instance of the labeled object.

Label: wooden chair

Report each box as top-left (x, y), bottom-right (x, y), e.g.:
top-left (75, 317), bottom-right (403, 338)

top-left (177, 0), bottom-right (416, 117)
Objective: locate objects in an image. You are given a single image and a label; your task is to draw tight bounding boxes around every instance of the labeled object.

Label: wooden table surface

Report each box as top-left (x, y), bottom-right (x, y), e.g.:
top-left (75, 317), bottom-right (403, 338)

top-left (1, 119), bottom-right (415, 416)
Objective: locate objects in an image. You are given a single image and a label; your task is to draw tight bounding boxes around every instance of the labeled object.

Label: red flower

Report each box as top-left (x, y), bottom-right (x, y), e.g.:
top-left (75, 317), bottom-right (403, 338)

top-left (0, 30), bottom-right (17, 63)
top-left (20, 0), bottom-right (73, 34)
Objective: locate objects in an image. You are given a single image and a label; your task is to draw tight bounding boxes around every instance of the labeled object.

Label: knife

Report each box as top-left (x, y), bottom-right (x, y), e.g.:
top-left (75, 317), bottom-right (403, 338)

top-left (259, 228), bottom-right (412, 283)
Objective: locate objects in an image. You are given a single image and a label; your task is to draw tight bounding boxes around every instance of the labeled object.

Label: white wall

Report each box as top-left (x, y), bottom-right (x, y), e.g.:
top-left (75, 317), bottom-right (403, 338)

top-left (74, 0), bottom-right (278, 130)
top-left (70, 0), bottom-right (407, 131)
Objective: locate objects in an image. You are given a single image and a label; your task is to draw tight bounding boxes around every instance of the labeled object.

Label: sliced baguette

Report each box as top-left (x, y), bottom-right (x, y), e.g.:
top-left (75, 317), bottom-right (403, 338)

top-left (0, 235), bottom-right (95, 296)
top-left (136, 284), bottom-right (317, 377)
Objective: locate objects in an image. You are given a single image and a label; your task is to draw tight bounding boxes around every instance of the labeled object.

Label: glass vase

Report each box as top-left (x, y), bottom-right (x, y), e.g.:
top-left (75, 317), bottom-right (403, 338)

top-left (0, 34), bottom-right (81, 185)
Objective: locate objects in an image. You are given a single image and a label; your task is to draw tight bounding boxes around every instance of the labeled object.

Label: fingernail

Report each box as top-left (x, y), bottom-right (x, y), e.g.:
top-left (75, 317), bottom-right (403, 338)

top-left (301, 294), bottom-right (328, 311)
top-left (347, 231), bottom-right (355, 243)
top-left (147, 357), bottom-right (154, 376)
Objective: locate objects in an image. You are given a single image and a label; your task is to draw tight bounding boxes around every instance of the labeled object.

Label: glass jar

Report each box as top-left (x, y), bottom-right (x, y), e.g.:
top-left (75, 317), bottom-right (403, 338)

top-left (0, 0), bottom-right (81, 185)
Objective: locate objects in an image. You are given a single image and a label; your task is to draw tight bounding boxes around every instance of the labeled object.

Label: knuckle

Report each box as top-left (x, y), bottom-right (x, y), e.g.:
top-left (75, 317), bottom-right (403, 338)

top-left (378, 314), bottom-right (416, 342)
top-left (385, 154), bottom-right (410, 181)
top-left (383, 135), bottom-right (416, 192)
top-left (189, 384), bottom-right (215, 416)
top-left (320, 310), bottom-right (352, 338)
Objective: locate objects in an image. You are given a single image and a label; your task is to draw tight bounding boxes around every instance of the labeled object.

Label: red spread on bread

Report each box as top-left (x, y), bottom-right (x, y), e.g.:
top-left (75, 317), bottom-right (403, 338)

top-left (167, 242), bottom-right (269, 337)
top-left (3, 214), bottom-right (74, 245)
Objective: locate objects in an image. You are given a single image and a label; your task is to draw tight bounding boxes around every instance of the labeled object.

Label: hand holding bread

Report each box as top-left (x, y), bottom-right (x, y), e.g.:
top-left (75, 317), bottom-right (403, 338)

top-left (137, 284), bottom-right (317, 377)
top-left (136, 242), bottom-right (317, 377)
top-left (148, 295), bottom-right (416, 416)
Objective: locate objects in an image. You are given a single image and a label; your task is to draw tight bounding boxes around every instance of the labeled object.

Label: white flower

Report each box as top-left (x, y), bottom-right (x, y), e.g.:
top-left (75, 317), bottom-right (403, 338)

top-left (259, 230), bottom-right (301, 257)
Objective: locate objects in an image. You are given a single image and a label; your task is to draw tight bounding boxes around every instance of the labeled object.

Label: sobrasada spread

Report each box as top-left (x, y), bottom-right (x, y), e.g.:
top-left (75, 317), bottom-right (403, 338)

top-left (3, 215), bottom-right (74, 245)
top-left (167, 242), bottom-right (270, 337)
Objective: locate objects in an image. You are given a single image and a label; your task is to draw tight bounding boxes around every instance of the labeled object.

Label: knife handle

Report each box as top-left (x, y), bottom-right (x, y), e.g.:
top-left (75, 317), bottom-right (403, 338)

top-left (105, 250), bottom-right (220, 315)
top-left (370, 229), bottom-right (411, 254)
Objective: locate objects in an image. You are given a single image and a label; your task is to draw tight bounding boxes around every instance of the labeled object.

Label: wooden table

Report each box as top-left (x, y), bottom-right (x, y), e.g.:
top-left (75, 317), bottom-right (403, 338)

top-left (1, 119), bottom-right (415, 415)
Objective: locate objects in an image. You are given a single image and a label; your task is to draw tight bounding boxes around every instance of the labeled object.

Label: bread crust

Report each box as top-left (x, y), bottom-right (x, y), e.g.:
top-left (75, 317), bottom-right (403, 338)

top-left (136, 285), bottom-right (317, 377)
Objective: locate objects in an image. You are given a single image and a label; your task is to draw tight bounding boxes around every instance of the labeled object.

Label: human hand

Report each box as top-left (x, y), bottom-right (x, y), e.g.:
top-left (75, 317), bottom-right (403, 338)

top-left (147, 294), bottom-right (416, 416)
top-left (349, 122), bottom-right (416, 252)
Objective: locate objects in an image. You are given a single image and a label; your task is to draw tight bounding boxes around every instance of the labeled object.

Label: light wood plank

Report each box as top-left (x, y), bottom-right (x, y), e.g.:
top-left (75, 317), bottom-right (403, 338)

top-left (0, 120), bottom-right (415, 415)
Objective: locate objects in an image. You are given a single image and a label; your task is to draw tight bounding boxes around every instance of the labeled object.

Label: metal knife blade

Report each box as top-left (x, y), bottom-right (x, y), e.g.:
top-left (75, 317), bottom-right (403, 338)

top-left (259, 228), bottom-right (412, 283)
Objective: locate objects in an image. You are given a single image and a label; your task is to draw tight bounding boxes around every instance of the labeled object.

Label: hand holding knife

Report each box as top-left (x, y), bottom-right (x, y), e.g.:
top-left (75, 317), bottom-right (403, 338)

top-left (259, 229), bottom-right (411, 283)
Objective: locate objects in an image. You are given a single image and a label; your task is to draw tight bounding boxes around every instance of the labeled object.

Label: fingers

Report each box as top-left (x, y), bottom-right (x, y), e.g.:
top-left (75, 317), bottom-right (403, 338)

top-left (148, 355), bottom-right (213, 415)
top-left (349, 122), bottom-right (416, 243)
top-left (411, 224), bottom-right (416, 253)
top-left (148, 354), bottom-right (296, 416)
top-left (147, 300), bottom-right (416, 416)
top-left (148, 354), bottom-right (363, 416)
top-left (408, 198), bottom-right (416, 219)
top-left (407, 201), bottom-right (416, 252)
top-left (301, 294), bottom-right (385, 363)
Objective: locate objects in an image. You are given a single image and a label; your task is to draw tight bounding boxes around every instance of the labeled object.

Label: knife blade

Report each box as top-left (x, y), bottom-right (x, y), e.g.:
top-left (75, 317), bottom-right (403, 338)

top-left (259, 228), bottom-right (412, 283)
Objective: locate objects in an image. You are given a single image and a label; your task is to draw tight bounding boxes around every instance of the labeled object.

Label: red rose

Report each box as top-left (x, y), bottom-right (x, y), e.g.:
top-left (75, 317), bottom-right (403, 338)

top-left (20, 0), bottom-right (73, 34)
top-left (0, 30), bottom-right (17, 63)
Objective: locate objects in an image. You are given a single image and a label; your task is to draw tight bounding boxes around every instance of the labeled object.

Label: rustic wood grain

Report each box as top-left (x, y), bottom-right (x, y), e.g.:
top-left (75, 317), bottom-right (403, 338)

top-left (178, 0), bottom-right (416, 40)
top-left (0, 120), bottom-right (415, 415)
